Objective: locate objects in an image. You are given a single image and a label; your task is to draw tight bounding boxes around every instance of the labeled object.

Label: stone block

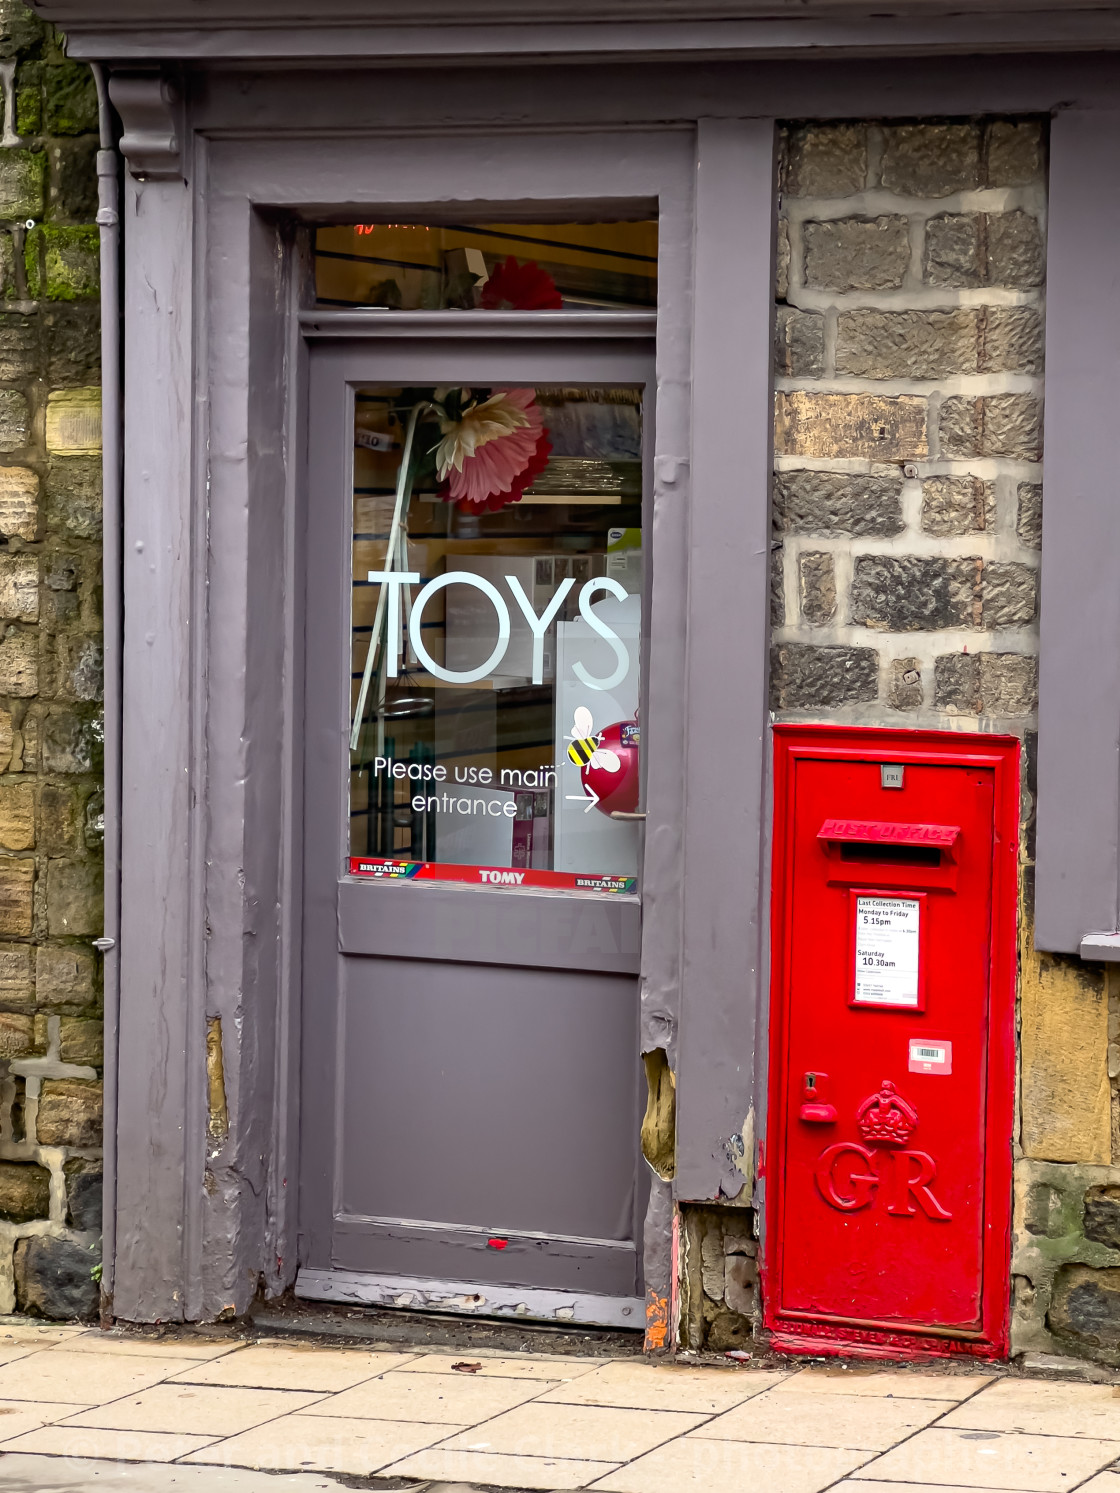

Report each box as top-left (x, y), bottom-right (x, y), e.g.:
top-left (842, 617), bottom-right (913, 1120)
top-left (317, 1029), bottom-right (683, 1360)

top-left (803, 215), bottom-right (910, 291)
top-left (0, 856), bottom-right (32, 936)
top-left (701, 1225), bottom-right (725, 1303)
top-left (0, 626), bottom-right (37, 696)
top-left (0, 707), bottom-right (12, 773)
top-left (46, 859), bottom-right (103, 939)
top-left (835, 308), bottom-right (978, 379)
top-left (776, 219), bottom-right (790, 301)
top-left (16, 78), bottom-right (41, 139)
top-left (923, 210), bottom-right (1045, 289)
top-left (0, 555), bottom-right (37, 623)
top-left (14, 1234), bottom-right (99, 1321)
top-left (0, 391), bottom-right (29, 453)
top-left (851, 555), bottom-right (980, 632)
top-left (39, 782), bottom-right (79, 855)
top-left (0, 1), bottom-right (46, 58)
top-left (41, 710), bottom-right (95, 774)
top-left (26, 226), bottom-right (99, 303)
top-left (798, 551), bottom-right (836, 626)
top-left (0, 941), bottom-right (33, 1006)
top-left (923, 213), bottom-right (984, 288)
top-left (706, 1312), bottom-right (751, 1352)
top-left (36, 1077), bottom-right (102, 1147)
top-left (983, 561), bottom-right (1038, 628)
top-left (776, 392), bottom-right (928, 461)
top-left (59, 1016), bottom-right (101, 1067)
top-left (889, 657), bottom-right (924, 710)
top-left (0, 1010), bottom-right (31, 1057)
top-left (770, 546), bottom-right (784, 627)
top-left (723, 1232), bottom-right (756, 1257)
top-left (0, 1161), bottom-right (48, 1223)
top-left (774, 306), bottom-right (824, 377)
top-left (83, 791), bottom-right (103, 851)
top-left (36, 943), bottom-right (95, 1008)
top-left (934, 651), bottom-right (1038, 717)
top-left (0, 233), bottom-right (15, 303)
top-left (52, 634), bottom-right (102, 703)
top-left (724, 1254), bottom-right (758, 1317)
top-left (786, 123), bottom-right (867, 197)
top-left (770, 642), bottom-right (878, 710)
top-left (1020, 947), bottom-right (1108, 1164)
top-left (880, 123), bottom-right (980, 197)
top-left (921, 475), bottom-right (995, 536)
top-left (1084, 1187), bottom-right (1120, 1252)
top-left (0, 467), bottom-right (39, 541)
top-left (0, 318), bottom-right (41, 383)
top-left (0, 782), bottom-right (33, 852)
top-left (1049, 1265), bottom-right (1120, 1352)
top-left (986, 120), bottom-right (1044, 187)
top-left (48, 139), bottom-right (98, 224)
top-left (1024, 1180), bottom-right (1068, 1239)
top-left (939, 395), bottom-right (1043, 460)
top-left (46, 458), bottom-right (100, 538)
top-left (65, 1164), bottom-right (102, 1231)
top-left (45, 390), bottom-right (101, 456)
top-left (42, 60), bottom-right (100, 136)
top-left (981, 306), bottom-right (1044, 375)
top-left (44, 305), bottom-right (100, 386)
top-left (1018, 482), bottom-right (1043, 549)
top-left (773, 470), bottom-right (904, 537)
top-left (0, 150), bottom-right (45, 220)
top-left (988, 209), bottom-right (1045, 288)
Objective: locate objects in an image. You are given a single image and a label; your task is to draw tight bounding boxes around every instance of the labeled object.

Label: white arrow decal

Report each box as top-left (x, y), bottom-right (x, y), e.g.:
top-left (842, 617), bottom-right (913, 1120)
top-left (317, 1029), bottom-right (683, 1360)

top-left (565, 785), bottom-right (600, 813)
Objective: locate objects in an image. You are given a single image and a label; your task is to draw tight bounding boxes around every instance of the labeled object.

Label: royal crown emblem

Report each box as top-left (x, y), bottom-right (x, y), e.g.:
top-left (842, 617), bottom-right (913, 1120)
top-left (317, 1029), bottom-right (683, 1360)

top-left (856, 1080), bottom-right (919, 1147)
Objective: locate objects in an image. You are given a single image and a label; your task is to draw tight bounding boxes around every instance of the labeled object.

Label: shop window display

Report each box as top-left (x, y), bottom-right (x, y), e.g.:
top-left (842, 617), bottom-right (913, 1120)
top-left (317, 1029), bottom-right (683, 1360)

top-left (316, 221), bottom-right (657, 311)
top-left (348, 383), bottom-right (645, 893)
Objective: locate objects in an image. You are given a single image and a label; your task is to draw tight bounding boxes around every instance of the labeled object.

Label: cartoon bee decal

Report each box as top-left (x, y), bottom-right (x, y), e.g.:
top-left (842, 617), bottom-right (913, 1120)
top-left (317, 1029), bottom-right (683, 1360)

top-left (566, 706), bottom-right (622, 773)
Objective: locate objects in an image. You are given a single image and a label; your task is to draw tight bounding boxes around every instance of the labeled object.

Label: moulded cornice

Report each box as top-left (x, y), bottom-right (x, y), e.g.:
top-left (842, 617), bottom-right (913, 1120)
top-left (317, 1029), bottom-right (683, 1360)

top-left (26, 0), bottom-right (1120, 62)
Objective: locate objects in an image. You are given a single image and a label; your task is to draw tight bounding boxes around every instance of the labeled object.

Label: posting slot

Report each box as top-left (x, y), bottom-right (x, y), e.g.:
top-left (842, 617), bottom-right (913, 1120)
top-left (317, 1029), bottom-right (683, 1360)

top-left (819, 818), bottom-right (960, 892)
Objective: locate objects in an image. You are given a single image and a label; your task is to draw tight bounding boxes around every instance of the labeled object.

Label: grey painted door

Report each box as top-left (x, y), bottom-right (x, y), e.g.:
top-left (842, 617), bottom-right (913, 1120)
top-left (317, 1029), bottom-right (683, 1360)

top-left (297, 331), bottom-right (654, 1326)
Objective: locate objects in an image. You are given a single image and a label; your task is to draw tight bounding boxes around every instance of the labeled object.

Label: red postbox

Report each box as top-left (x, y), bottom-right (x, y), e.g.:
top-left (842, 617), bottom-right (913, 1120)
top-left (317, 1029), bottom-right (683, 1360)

top-left (764, 726), bottom-right (1018, 1359)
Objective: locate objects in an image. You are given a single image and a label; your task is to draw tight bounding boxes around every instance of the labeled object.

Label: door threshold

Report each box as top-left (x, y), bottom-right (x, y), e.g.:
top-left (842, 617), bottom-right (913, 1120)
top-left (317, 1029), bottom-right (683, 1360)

top-left (295, 1268), bottom-right (643, 1330)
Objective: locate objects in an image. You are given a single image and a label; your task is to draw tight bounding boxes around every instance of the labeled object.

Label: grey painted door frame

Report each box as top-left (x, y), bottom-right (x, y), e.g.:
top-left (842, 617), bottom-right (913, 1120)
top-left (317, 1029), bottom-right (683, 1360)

top-left (109, 111), bottom-right (780, 1324)
top-left (99, 44), bottom-right (1120, 1325)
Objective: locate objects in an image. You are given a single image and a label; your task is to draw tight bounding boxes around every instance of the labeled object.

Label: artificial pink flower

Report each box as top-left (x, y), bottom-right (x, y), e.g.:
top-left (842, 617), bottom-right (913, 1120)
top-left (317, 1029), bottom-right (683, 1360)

top-left (435, 388), bottom-right (552, 512)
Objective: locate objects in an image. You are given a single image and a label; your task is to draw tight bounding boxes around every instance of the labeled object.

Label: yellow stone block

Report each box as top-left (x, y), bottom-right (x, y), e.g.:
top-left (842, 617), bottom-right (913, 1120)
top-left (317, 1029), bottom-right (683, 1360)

top-left (45, 389), bottom-right (101, 457)
top-left (1021, 927), bottom-right (1110, 1165)
top-left (775, 391), bottom-right (928, 461)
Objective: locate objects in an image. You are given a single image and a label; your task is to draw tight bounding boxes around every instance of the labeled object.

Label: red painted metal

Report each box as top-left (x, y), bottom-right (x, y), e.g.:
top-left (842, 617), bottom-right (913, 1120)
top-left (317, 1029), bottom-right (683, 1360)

top-left (764, 725), bottom-right (1018, 1360)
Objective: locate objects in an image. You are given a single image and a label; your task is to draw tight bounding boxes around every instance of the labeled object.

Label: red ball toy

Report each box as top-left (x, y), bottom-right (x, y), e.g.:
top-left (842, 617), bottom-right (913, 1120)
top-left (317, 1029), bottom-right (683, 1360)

top-left (581, 719), bottom-right (640, 817)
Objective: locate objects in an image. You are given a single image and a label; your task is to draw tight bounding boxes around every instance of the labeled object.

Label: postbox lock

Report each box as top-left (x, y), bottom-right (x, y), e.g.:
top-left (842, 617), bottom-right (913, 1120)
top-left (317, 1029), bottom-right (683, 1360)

top-left (799, 1071), bottom-right (838, 1124)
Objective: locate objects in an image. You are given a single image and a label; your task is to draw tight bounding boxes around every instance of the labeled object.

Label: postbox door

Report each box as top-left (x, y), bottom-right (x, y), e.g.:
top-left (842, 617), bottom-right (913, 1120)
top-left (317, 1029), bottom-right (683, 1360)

top-left (767, 728), bottom-right (1017, 1354)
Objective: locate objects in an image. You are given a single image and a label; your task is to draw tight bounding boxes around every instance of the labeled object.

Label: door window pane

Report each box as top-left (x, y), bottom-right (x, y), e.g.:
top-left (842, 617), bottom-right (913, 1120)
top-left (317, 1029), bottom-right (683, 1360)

top-left (316, 221), bottom-right (657, 311)
top-left (349, 383), bottom-right (643, 893)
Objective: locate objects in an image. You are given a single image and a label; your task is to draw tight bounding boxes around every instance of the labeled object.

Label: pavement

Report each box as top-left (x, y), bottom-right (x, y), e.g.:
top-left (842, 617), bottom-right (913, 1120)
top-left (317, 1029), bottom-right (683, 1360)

top-left (0, 1321), bottom-right (1117, 1492)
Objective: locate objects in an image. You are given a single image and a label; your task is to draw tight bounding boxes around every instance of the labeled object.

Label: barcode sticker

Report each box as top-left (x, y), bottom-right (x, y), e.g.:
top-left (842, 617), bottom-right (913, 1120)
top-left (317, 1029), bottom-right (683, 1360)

top-left (908, 1038), bottom-right (952, 1075)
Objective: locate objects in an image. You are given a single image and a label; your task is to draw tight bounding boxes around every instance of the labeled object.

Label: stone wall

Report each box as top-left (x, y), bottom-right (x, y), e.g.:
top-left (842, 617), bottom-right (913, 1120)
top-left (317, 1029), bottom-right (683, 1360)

top-left (771, 118), bottom-right (1045, 728)
top-left (0, 1), bottom-right (103, 1321)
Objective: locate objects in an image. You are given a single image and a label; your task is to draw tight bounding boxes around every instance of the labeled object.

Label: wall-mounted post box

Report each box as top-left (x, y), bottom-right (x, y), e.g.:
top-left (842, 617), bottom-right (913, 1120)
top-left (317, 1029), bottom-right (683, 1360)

top-left (765, 726), bottom-right (1019, 1359)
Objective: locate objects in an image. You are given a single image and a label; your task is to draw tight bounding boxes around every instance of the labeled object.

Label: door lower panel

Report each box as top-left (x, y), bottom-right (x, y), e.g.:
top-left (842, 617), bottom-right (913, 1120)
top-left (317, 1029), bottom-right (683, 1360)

top-left (332, 1215), bottom-right (638, 1294)
top-left (295, 1267), bottom-right (643, 1330)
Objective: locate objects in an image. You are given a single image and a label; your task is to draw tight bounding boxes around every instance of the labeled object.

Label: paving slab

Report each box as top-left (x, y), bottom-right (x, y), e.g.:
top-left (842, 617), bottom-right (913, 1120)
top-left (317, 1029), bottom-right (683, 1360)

top-left (0, 1454), bottom-right (345, 1490)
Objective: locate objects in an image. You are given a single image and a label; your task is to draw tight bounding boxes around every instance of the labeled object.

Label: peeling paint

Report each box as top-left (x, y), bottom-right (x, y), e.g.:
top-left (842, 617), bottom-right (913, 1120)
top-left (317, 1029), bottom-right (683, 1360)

top-left (205, 1018), bottom-right (229, 1142)
top-left (641, 1048), bottom-right (676, 1181)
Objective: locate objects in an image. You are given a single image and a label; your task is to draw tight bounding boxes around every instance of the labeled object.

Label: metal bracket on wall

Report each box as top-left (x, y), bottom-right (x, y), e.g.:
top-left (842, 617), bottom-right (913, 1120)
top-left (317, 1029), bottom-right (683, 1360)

top-left (107, 71), bottom-right (184, 183)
